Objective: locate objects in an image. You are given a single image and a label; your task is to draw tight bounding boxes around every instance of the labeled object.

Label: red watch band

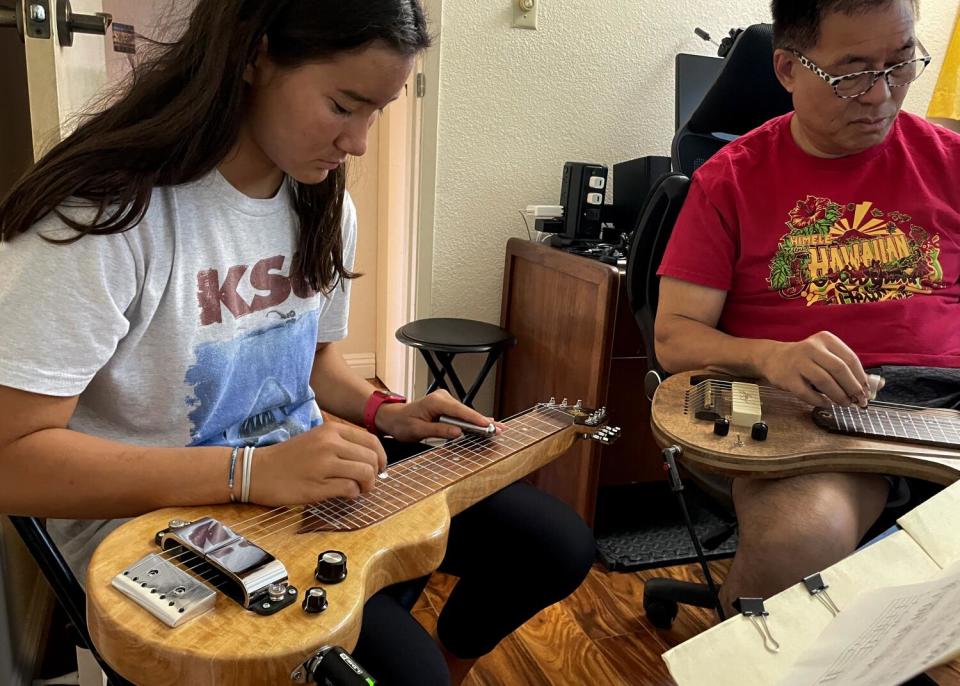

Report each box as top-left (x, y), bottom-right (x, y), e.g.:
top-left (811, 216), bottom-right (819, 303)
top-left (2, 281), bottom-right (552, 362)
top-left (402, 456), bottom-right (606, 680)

top-left (363, 390), bottom-right (406, 435)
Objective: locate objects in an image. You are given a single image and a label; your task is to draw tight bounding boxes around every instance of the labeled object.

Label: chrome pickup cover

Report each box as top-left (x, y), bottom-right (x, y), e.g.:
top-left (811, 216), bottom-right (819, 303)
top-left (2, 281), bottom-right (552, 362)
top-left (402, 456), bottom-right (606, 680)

top-left (158, 517), bottom-right (290, 610)
top-left (112, 553), bottom-right (216, 628)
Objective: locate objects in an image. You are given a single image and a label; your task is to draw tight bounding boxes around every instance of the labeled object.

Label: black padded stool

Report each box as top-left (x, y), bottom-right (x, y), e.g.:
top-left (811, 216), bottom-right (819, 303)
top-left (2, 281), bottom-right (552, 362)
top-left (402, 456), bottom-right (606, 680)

top-left (395, 318), bottom-right (516, 408)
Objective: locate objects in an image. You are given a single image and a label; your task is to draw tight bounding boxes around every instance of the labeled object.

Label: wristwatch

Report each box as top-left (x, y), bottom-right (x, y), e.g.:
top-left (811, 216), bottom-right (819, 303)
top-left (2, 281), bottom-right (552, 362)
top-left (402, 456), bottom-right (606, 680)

top-left (363, 390), bottom-right (407, 435)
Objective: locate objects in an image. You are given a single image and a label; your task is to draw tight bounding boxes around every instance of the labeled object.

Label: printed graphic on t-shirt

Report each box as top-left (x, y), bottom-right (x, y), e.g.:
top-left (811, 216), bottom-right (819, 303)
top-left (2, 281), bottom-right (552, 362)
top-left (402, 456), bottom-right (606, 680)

top-left (767, 197), bottom-right (944, 306)
top-left (196, 254), bottom-right (315, 326)
top-left (184, 311), bottom-right (321, 447)
top-left (186, 255), bottom-right (321, 447)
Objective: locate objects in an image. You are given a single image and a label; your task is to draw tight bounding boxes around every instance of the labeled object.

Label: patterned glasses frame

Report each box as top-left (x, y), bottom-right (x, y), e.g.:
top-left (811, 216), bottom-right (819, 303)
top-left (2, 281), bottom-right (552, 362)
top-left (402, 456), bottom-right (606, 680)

top-left (789, 39), bottom-right (932, 99)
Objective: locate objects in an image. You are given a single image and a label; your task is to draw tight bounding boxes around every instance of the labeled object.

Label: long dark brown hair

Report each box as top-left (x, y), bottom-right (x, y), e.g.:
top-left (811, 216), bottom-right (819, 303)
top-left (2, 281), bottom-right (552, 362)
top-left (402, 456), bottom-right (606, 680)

top-left (0, 0), bottom-right (430, 294)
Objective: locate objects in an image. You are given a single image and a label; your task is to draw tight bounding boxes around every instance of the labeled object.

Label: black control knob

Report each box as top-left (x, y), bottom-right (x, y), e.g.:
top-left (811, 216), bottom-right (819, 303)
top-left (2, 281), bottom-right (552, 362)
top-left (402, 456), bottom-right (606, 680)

top-left (751, 421), bottom-right (769, 441)
top-left (713, 417), bottom-right (730, 436)
top-left (315, 550), bottom-right (348, 584)
top-left (302, 587), bottom-right (328, 614)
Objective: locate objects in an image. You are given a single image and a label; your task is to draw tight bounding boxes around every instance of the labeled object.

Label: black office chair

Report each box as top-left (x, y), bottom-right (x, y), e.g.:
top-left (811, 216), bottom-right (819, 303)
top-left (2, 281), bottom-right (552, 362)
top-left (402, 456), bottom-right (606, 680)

top-left (8, 516), bottom-right (132, 686)
top-left (672, 23), bottom-right (793, 177)
top-left (625, 23), bottom-right (794, 628)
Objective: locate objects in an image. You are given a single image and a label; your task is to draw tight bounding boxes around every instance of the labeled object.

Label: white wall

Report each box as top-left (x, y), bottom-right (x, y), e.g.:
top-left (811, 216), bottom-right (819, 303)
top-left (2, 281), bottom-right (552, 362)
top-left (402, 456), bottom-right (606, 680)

top-left (425, 0), bottom-right (959, 412)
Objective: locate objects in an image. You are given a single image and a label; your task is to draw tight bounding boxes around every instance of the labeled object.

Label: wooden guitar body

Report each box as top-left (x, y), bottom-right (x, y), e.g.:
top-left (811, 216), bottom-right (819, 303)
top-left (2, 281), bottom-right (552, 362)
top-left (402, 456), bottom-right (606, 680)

top-left (87, 405), bottom-right (614, 685)
top-left (89, 497), bottom-right (449, 685)
top-left (651, 371), bottom-right (960, 484)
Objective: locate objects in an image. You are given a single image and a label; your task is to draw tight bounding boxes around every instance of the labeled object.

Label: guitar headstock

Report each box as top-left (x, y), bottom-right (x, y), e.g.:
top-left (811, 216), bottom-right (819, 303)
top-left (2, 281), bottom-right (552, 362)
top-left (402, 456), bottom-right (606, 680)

top-left (536, 398), bottom-right (622, 445)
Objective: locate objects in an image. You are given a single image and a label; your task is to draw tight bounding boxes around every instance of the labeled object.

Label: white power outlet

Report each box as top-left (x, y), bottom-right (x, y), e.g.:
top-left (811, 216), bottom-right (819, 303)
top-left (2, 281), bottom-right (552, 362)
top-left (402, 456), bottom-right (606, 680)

top-left (513, 0), bottom-right (538, 30)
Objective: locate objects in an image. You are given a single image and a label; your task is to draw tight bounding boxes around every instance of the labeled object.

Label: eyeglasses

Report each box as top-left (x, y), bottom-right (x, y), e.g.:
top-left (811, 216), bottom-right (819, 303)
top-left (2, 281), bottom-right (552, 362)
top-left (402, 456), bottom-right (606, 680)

top-left (789, 40), bottom-right (931, 99)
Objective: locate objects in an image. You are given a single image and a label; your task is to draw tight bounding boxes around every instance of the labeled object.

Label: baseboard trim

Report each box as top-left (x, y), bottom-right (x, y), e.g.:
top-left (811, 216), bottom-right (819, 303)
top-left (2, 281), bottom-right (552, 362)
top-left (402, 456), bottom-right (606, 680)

top-left (343, 353), bottom-right (376, 380)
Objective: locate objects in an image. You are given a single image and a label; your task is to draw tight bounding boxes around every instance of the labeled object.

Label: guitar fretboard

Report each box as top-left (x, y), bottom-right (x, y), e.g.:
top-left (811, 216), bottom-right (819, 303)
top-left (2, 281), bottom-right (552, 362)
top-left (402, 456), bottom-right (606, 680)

top-left (299, 406), bottom-right (572, 532)
top-left (818, 405), bottom-right (960, 450)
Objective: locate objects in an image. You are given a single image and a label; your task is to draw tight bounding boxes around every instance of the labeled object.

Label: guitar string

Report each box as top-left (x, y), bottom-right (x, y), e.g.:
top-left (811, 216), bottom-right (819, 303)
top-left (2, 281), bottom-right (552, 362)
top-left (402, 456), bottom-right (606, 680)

top-left (162, 408), bottom-right (577, 595)
top-left (685, 383), bottom-right (960, 423)
top-left (246, 410), bottom-right (565, 544)
top-left (242, 412), bottom-right (565, 547)
top-left (685, 382), bottom-right (960, 439)
top-left (153, 406), bottom-right (562, 577)
top-left (686, 381), bottom-right (960, 418)
top-left (156, 409), bottom-right (568, 590)
top-left (149, 406), bottom-right (583, 585)
top-left (686, 385), bottom-right (960, 432)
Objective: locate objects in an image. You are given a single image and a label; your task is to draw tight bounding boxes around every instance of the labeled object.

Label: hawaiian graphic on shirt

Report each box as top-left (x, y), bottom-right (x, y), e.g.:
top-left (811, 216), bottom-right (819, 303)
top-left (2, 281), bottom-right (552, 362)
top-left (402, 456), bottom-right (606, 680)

top-left (767, 197), bottom-right (945, 306)
top-left (184, 255), bottom-right (322, 447)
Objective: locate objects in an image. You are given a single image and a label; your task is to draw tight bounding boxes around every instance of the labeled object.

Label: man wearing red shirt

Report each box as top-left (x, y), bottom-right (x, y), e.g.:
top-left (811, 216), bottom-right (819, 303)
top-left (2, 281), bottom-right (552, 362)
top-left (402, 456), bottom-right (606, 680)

top-left (657, 0), bottom-right (960, 615)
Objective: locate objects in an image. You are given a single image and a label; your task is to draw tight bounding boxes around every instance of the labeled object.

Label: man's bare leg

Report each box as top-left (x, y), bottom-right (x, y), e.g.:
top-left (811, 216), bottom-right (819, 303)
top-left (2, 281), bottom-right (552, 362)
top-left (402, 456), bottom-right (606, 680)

top-left (718, 472), bottom-right (889, 616)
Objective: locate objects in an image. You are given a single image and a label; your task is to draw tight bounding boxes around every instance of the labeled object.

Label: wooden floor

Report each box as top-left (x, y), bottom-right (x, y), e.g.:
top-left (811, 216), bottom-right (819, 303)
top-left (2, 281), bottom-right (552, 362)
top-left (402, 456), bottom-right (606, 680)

top-left (419, 560), bottom-right (960, 686)
top-left (417, 560), bottom-right (728, 685)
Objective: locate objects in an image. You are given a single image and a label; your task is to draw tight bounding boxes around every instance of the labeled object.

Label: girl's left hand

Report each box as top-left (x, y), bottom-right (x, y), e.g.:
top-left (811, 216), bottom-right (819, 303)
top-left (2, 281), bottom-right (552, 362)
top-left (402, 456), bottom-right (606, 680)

top-left (374, 389), bottom-right (502, 443)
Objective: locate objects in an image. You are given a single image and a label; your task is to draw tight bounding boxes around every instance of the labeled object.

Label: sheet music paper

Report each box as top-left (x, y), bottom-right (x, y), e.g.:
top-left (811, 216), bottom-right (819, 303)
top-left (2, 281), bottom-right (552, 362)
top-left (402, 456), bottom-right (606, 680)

top-left (662, 530), bottom-right (940, 686)
top-left (898, 482), bottom-right (960, 568)
top-left (778, 560), bottom-right (960, 686)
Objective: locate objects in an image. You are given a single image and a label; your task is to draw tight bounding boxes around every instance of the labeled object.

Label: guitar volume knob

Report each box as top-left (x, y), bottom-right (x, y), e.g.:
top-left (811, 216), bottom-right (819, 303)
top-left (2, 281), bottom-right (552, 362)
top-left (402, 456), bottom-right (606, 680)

top-left (315, 550), bottom-right (348, 584)
top-left (302, 587), bottom-right (328, 614)
top-left (713, 417), bottom-right (730, 436)
top-left (751, 421), bottom-right (769, 441)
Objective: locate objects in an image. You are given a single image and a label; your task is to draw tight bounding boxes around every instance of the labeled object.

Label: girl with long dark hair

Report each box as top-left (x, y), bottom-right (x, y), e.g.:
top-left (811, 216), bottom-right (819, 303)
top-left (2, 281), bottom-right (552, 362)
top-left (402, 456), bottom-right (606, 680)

top-left (0, 1), bottom-right (593, 682)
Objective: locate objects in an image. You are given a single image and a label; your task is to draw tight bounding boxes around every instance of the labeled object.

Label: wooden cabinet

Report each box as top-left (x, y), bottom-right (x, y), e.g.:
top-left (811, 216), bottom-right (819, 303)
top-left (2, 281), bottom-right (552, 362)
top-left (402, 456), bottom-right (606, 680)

top-left (495, 238), bottom-right (662, 526)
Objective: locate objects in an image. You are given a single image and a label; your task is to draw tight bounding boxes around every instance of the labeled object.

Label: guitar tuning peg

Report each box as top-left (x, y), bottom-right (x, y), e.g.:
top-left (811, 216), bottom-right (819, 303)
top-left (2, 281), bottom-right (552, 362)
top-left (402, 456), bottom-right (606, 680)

top-left (549, 397), bottom-right (556, 405)
top-left (575, 400), bottom-right (583, 410)
top-left (561, 398), bottom-right (568, 407)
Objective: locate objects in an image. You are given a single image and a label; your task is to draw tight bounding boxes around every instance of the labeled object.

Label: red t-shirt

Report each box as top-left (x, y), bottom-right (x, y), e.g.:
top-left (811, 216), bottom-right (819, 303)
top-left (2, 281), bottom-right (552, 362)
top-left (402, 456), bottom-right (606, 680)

top-left (658, 111), bottom-right (960, 369)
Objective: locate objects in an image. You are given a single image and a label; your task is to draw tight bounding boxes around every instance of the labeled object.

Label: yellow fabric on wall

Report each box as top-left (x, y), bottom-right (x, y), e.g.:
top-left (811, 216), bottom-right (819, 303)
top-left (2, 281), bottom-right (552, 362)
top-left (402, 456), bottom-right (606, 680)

top-left (928, 16), bottom-right (960, 121)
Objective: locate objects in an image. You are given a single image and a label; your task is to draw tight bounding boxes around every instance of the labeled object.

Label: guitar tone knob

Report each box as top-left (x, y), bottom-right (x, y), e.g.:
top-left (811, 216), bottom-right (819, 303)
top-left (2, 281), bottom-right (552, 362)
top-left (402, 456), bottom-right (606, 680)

top-left (713, 417), bottom-right (730, 436)
top-left (301, 587), bottom-right (328, 614)
top-left (315, 550), bottom-right (347, 584)
top-left (751, 421), bottom-right (769, 441)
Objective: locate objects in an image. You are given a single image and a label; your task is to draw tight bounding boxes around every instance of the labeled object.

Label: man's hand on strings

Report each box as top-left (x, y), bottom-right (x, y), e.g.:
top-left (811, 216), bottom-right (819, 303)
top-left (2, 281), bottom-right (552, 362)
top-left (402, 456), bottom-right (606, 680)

top-left (756, 331), bottom-right (874, 408)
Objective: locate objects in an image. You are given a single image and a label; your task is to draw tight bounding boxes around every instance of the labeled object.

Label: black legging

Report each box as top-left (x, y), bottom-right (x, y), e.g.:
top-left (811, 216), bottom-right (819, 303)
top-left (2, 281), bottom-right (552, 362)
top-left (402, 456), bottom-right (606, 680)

top-left (349, 439), bottom-right (595, 685)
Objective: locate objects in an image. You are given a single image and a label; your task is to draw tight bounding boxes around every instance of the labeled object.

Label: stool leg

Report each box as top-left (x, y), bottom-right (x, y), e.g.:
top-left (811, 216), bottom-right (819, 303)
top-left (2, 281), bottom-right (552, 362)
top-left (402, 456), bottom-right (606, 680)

top-left (462, 350), bottom-right (503, 408)
top-left (419, 350), bottom-right (450, 394)
top-left (436, 352), bottom-right (469, 404)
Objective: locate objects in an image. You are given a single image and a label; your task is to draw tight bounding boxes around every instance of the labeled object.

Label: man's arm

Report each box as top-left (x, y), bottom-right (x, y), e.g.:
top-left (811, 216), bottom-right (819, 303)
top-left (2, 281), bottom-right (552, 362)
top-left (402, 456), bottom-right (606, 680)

top-left (655, 277), bottom-right (774, 377)
top-left (656, 277), bottom-right (872, 407)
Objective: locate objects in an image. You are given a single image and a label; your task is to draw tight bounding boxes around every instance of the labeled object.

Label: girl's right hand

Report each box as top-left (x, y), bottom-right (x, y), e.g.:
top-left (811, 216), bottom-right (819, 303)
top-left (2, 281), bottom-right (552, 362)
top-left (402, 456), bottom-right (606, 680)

top-left (249, 423), bottom-right (387, 506)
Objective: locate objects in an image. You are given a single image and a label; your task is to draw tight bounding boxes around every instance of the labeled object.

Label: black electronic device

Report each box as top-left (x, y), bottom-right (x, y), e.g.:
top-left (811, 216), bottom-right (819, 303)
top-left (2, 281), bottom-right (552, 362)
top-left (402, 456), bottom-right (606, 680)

top-left (559, 162), bottom-right (608, 240)
top-left (613, 156), bottom-right (672, 234)
top-left (304, 645), bottom-right (377, 686)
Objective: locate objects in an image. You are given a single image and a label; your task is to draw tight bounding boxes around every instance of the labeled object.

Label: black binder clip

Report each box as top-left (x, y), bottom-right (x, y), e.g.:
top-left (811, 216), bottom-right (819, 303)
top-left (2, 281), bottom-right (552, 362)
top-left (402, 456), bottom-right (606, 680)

top-left (735, 597), bottom-right (780, 653)
top-left (803, 572), bottom-right (840, 616)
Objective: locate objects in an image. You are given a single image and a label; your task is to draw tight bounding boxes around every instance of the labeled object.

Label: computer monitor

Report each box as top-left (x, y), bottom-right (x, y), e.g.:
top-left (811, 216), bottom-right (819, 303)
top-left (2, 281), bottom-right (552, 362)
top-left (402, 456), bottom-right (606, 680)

top-left (675, 53), bottom-right (724, 130)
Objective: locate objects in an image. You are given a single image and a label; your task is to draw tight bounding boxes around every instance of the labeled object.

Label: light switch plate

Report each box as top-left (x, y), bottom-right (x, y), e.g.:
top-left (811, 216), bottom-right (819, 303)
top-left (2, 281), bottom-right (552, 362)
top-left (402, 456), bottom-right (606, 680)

top-left (512, 0), bottom-right (538, 30)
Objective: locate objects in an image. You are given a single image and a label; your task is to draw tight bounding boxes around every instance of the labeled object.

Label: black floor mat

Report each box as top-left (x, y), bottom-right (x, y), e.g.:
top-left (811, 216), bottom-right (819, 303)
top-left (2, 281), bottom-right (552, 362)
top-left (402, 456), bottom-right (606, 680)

top-left (594, 481), bottom-right (738, 572)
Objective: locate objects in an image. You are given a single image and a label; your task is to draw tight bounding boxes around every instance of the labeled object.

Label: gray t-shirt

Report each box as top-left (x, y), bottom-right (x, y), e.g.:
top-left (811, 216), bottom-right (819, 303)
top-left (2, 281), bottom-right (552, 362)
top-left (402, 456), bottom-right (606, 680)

top-left (0, 170), bottom-right (356, 579)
